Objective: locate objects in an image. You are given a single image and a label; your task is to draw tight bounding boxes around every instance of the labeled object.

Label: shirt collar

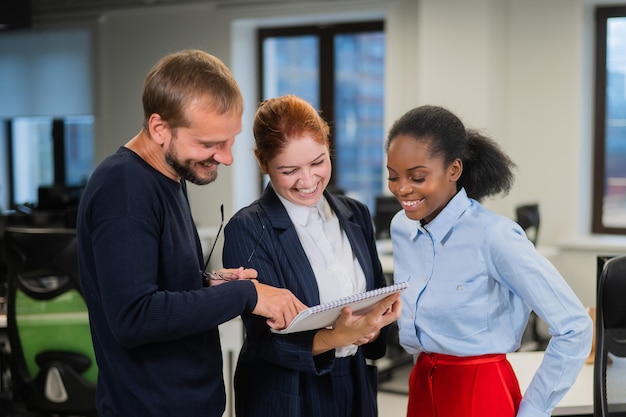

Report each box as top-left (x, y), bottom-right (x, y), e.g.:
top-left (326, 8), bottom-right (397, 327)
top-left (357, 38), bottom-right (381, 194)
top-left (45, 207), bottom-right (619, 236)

top-left (416, 188), bottom-right (472, 242)
top-left (276, 191), bottom-right (327, 227)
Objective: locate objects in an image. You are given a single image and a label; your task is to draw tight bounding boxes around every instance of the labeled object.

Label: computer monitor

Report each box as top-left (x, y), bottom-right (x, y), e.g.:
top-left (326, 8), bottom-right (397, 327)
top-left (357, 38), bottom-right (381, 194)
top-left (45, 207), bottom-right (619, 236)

top-left (37, 185), bottom-right (83, 211)
top-left (36, 185), bottom-right (84, 228)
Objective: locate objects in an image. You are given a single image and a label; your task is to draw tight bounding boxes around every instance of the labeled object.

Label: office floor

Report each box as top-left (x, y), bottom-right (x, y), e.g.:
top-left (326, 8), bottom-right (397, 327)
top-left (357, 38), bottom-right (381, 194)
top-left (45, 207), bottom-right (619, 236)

top-left (378, 362), bottom-right (411, 416)
top-left (378, 391), bottom-right (409, 416)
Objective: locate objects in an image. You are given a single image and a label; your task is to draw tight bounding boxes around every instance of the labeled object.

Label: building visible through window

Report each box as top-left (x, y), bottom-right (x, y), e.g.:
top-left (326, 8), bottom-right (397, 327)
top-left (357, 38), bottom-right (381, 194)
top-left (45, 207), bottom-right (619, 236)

top-left (259, 21), bottom-right (385, 212)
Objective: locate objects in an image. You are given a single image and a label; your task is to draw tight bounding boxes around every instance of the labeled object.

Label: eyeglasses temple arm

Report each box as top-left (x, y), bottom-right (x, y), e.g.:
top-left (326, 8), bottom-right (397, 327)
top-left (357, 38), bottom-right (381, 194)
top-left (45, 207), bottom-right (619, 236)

top-left (203, 204), bottom-right (225, 273)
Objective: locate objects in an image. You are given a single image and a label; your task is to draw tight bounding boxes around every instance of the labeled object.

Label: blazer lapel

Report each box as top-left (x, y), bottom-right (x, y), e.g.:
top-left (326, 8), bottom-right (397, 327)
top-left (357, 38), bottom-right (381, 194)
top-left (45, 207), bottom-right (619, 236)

top-left (258, 185), bottom-right (321, 305)
top-left (325, 192), bottom-right (375, 290)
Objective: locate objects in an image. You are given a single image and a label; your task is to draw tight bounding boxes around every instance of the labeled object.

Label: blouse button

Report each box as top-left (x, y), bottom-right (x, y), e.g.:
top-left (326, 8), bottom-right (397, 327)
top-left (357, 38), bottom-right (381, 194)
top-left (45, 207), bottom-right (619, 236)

top-left (456, 284), bottom-right (463, 291)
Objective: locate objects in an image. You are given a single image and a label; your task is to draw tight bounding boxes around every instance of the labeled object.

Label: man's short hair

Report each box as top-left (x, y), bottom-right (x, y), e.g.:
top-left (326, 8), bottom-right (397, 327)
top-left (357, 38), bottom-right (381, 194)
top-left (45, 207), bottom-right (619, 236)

top-left (141, 49), bottom-right (243, 132)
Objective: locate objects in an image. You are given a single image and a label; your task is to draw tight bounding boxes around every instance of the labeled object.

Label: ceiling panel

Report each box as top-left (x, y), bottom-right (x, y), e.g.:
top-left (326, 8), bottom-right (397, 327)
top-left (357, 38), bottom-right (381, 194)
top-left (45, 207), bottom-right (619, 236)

top-left (30, 0), bottom-right (314, 15)
top-left (31, 0), bottom-right (205, 15)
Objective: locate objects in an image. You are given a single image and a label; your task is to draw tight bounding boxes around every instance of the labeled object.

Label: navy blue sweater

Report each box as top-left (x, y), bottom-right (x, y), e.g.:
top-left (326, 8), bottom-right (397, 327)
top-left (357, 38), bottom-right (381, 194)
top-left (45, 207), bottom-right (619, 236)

top-left (77, 147), bottom-right (257, 416)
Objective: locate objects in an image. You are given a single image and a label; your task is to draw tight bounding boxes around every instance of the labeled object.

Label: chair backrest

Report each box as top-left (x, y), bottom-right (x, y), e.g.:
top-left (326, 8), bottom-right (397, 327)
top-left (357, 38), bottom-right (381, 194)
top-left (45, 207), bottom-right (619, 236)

top-left (3, 226), bottom-right (97, 415)
top-left (594, 254), bottom-right (626, 417)
top-left (515, 203), bottom-right (540, 246)
top-left (373, 195), bottom-right (403, 240)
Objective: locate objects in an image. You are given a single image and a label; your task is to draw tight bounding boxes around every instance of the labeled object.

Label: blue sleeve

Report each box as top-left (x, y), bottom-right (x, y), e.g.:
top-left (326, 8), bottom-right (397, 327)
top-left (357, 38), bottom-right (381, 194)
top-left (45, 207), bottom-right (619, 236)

top-left (484, 221), bottom-right (593, 417)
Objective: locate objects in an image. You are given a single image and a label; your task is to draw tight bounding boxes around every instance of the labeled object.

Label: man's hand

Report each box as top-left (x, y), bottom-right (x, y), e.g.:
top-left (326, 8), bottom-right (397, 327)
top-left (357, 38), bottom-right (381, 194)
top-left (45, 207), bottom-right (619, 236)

top-left (251, 281), bottom-right (307, 330)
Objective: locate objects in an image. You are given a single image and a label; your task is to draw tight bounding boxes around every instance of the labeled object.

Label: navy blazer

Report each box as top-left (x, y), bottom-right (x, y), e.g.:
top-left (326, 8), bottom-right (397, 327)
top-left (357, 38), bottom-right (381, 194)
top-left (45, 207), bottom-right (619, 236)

top-left (223, 184), bottom-right (389, 417)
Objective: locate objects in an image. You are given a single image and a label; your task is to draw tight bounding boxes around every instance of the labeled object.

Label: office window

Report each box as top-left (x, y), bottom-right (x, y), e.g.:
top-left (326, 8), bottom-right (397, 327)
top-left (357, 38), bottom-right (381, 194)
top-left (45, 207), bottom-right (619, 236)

top-left (259, 21), bottom-right (385, 212)
top-left (0, 122), bottom-right (8, 210)
top-left (10, 117), bottom-right (55, 206)
top-left (4, 116), bottom-right (94, 209)
top-left (0, 28), bottom-right (93, 212)
top-left (593, 7), bottom-right (626, 234)
top-left (64, 116), bottom-right (95, 187)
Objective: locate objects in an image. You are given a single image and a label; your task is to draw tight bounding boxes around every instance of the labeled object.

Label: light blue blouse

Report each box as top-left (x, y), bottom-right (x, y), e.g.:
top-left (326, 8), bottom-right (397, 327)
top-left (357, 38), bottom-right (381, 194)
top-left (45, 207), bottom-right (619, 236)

top-left (390, 188), bottom-right (592, 417)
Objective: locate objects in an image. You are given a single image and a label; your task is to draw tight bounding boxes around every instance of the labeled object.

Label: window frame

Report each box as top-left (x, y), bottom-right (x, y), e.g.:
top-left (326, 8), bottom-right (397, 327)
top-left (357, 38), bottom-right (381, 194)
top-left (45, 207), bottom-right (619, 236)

top-left (592, 6), bottom-right (626, 234)
top-left (2, 117), bottom-right (93, 210)
top-left (257, 20), bottom-right (384, 191)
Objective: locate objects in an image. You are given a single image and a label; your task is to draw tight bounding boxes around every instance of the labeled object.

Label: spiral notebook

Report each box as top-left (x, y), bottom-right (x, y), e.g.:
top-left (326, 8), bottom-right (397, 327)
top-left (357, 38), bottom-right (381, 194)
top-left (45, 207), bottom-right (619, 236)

top-left (271, 282), bottom-right (409, 334)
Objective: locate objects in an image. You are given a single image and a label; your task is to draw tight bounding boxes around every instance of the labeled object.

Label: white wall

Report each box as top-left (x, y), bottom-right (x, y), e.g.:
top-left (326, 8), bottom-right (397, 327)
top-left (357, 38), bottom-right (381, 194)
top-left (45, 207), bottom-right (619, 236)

top-left (23, 0), bottom-right (626, 306)
top-left (0, 28), bottom-right (93, 117)
top-left (94, 3), bottom-right (236, 228)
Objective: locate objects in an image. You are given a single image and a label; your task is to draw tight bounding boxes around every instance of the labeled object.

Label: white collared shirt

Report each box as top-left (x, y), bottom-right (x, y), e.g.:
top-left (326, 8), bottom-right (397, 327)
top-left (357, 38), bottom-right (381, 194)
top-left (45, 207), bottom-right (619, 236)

top-left (277, 193), bottom-right (367, 357)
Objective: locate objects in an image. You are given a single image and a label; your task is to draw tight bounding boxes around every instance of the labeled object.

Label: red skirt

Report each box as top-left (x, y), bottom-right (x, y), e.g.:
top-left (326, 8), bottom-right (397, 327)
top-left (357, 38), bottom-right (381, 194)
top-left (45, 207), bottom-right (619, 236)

top-left (406, 352), bottom-right (522, 417)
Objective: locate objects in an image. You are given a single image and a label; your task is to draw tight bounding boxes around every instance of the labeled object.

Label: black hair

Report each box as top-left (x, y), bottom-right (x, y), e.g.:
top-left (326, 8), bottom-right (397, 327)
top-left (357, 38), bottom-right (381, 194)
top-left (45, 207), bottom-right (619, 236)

top-left (386, 105), bottom-right (516, 201)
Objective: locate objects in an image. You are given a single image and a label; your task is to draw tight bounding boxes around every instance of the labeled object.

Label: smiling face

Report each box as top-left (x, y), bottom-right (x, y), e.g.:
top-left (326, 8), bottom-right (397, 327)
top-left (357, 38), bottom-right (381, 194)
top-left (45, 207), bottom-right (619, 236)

top-left (162, 99), bottom-right (241, 185)
top-left (386, 134), bottom-right (462, 223)
top-left (263, 134), bottom-right (331, 207)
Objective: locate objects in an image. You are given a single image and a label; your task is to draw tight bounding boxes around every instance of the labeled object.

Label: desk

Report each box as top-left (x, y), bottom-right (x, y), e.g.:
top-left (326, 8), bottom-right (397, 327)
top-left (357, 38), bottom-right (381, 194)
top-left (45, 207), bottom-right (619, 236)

top-left (508, 351), bottom-right (594, 416)
top-left (510, 351), bottom-right (626, 416)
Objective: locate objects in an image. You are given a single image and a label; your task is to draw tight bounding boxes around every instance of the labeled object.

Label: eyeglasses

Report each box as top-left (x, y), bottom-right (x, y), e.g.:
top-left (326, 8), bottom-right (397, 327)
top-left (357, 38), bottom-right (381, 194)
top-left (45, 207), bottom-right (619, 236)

top-left (202, 205), bottom-right (266, 282)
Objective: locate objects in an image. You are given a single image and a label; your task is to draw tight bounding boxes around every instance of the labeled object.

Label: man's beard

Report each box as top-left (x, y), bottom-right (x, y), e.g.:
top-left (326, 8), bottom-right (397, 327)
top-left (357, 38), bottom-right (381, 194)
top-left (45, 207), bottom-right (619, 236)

top-left (165, 149), bottom-right (218, 186)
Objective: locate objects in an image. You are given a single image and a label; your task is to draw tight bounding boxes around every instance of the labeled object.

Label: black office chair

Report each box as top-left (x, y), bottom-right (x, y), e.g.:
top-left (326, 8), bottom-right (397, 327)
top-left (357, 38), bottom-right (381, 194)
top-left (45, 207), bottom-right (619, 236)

top-left (594, 254), bottom-right (626, 417)
top-left (515, 203), bottom-right (550, 351)
top-left (3, 226), bottom-right (97, 416)
top-left (373, 195), bottom-right (403, 240)
top-left (515, 203), bottom-right (540, 246)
